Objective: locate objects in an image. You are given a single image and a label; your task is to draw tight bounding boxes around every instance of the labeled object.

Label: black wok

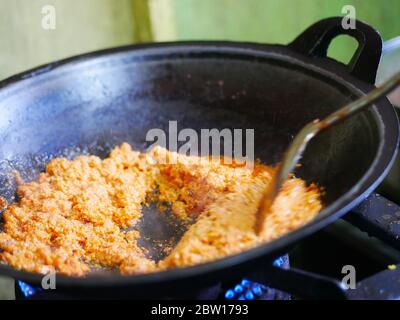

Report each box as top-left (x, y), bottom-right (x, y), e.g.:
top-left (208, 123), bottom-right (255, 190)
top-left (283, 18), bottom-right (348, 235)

top-left (0, 17), bottom-right (398, 297)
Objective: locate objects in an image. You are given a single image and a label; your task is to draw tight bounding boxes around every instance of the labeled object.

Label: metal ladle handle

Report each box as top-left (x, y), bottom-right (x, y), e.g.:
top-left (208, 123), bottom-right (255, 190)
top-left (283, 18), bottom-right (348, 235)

top-left (255, 71), bottom-right (400, 235)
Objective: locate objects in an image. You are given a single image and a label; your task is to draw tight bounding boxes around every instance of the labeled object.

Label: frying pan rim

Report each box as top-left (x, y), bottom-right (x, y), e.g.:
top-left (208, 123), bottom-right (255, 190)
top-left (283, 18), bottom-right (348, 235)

top-left (0, 41), bottom-right (398, 288)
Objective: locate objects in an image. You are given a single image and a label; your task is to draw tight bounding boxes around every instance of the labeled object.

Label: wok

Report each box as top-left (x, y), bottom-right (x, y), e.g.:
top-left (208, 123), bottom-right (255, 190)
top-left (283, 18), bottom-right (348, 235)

top-left (0, 17), bottom-right (398, 297)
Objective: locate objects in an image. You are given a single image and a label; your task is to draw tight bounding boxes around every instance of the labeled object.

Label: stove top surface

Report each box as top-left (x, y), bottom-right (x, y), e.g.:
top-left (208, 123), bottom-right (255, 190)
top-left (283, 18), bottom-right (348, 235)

top-left (10, 193), bottom-right (400, 300)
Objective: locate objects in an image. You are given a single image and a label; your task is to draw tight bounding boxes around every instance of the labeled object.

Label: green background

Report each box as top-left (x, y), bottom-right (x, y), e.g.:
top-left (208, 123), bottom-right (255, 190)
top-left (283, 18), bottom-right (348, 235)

top-left (173, 0), bottom-right (400, 63)
top-left (1, 0), bottom-right (400, 79)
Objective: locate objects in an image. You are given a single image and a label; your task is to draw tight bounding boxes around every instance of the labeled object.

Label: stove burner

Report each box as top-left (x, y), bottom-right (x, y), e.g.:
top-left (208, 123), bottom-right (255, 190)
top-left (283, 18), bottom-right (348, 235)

top-left (223, 256), bottom-right (290, 300)
top-left (224, 279), bottom-right (271, 300)
top-left (16, 256), bottom-right (290, 300)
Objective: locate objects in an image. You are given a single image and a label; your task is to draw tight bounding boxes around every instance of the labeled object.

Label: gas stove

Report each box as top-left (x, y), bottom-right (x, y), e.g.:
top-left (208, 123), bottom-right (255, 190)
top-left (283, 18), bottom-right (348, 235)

top-left (13, 193), bottom-right (400, 300)
top-left (15, 256), bottom-right (291, 300)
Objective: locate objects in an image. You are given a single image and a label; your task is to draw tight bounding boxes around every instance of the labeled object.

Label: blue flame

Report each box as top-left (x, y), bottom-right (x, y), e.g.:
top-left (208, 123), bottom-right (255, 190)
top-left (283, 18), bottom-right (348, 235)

top-left (224, 256), bottom-right (284, 300)
top-left (17, 281), bottom-right (37, 297)
top-left (17, 256), bottom-right (285, 299)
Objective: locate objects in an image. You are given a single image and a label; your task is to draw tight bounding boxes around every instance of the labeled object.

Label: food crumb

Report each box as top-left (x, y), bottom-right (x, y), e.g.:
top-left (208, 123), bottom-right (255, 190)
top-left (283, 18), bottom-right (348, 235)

top-left (0, 143), bottom-right (322, 276)
top-left (0, 197), bottom-right (7, 211)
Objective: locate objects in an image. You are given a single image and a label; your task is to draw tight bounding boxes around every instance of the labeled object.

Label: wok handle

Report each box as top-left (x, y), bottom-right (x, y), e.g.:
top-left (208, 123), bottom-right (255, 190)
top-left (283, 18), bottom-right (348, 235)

top-left (288, 17), bottom-right (382, 84)
top-left (252, 264), bottom-right (348, 299)
top-left (258, 262), bottom-right (400, 300)
top-left (344, 193), bottom-right (400, 251)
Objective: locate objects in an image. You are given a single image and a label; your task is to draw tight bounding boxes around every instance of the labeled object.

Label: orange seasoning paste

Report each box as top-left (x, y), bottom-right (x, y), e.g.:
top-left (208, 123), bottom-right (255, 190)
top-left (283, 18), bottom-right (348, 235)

top-left (0, 143), bottom-right (322, 276)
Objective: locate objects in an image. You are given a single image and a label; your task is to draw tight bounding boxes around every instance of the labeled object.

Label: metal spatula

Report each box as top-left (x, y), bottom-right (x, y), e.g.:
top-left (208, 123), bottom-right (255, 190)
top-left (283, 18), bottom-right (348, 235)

top-left (255, 71), bottom-right (400, 235)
